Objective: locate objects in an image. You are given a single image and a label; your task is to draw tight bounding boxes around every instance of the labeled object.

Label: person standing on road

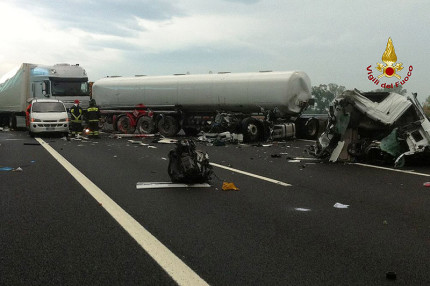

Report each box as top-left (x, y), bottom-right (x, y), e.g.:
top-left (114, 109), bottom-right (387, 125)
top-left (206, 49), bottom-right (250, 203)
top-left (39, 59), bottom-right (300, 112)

top-left (70, 99), bottom-right (83, 136)
top-left (86, 99), bottom-right (101, 137)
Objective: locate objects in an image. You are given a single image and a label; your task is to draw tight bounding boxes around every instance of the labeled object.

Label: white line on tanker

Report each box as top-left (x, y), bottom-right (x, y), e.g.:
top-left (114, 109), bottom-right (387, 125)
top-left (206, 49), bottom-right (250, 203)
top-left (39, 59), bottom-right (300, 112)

top-left (35, 138), bottom-right (209, 286)
top-left (210, 162), bottom-right (292, 187)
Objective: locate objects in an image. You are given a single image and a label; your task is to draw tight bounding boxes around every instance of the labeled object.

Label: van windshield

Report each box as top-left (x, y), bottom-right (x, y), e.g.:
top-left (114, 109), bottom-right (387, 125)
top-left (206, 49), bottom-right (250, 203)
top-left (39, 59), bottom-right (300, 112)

top-left (32, 102), bottom-right (66, 113)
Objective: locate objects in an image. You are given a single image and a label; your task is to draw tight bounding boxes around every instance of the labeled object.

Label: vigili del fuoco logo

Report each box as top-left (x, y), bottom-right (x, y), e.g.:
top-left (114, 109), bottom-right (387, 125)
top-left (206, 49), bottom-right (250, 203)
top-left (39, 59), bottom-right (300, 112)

top-left (366, 37), bottom-right (413, 89)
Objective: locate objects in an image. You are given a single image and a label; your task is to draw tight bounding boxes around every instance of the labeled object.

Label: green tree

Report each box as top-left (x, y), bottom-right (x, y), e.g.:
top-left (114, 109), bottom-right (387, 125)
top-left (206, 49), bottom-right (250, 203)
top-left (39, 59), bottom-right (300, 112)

top-left (305, 83), bottom-right (345, 114)
top-left (423, 95), bottom-right (430, 117)
top-left (373, 86), bottom-right (407, 95)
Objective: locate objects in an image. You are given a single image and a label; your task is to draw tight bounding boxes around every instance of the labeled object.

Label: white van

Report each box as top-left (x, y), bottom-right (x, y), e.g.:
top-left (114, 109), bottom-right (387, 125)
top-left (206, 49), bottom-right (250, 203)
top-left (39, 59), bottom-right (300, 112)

top-left (28, 99), bottom-right (69, 136)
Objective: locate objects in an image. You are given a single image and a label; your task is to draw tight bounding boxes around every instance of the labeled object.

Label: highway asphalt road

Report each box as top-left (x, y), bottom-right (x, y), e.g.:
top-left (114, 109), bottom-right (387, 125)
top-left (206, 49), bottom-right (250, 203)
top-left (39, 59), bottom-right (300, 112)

top-left (1, 130), bottom-right (430, 285)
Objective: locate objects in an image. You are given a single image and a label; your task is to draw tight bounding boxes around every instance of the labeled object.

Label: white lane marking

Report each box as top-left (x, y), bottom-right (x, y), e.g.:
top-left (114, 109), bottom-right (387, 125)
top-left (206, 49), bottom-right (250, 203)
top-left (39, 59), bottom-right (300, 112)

top-left (210, 162), bottom-right (292, 187)
top-left (352, 162), bottom-right (430, 177)
top-left (35, 138), bottom-right (209, 286)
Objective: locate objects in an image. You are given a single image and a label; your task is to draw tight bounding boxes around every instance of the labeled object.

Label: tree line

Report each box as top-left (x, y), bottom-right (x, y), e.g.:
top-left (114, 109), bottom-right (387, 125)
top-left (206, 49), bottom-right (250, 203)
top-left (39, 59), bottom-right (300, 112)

top-left (306, 84), bottom-right (430, 116)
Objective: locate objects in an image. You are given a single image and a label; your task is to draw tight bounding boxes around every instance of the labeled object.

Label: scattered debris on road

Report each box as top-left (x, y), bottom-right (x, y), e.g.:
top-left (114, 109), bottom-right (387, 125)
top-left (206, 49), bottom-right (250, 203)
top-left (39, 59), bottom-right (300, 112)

top-left (0, 167), bottom-right (14, 171)
top-left (333, 202), bottom-right (349, 209)
top-left (222, 182), bottom-right (240, 191)
top-left (136, 182), bottom-right (211, 189)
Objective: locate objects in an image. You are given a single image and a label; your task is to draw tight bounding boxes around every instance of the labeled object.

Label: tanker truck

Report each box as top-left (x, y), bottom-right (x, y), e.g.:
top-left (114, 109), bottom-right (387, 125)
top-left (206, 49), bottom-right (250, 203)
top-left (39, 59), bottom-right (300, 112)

top-left (0, 63), bottom-right (90, 128)
top-left (92, 71), bottom-right (319, 142)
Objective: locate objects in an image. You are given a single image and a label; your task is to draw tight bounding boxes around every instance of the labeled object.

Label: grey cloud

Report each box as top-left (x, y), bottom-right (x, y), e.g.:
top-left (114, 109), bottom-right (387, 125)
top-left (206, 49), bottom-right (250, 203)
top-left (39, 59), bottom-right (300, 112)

top-left (222, 0), bottom-right (260, 4)
top-left (13, 0), bottom-right (184, 36)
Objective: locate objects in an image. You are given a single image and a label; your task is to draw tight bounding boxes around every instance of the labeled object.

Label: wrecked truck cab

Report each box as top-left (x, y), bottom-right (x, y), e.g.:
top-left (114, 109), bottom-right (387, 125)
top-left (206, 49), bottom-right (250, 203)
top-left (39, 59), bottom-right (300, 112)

top-left (311, 89), bottom-right (430, 166)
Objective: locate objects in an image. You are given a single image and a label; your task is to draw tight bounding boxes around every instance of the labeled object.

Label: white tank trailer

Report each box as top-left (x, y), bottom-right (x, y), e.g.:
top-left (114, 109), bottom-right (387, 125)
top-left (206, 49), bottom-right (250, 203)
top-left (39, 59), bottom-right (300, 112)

top-left (0, 63), bottom-right (90, 128)
top-left (92, 71), bottom-right (320, 141)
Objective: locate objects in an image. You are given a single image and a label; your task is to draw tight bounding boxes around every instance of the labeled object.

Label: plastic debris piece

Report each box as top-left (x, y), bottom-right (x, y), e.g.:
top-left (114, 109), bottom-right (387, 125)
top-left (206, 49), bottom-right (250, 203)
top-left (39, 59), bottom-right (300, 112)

top-left (161, 157), bottom-right (167, 160)
top-left (0, 167), bottom-right (14, 171)
top-left (13, 167), bottom-right (23, 172)
top-left (294, 208), bottom-right (311, 212)
top-left (136, 182), bottom-right (211, 189)
top-left (148, 145), bottom-right (157, 149)
top-left (333, 202), bottom-right (349, 209)
top-left (156, 138), bottom-right (178, 144)
top-left (423, 182), bottom-right (430, 187)
top-left (222, 182), bottom-right (240, 191)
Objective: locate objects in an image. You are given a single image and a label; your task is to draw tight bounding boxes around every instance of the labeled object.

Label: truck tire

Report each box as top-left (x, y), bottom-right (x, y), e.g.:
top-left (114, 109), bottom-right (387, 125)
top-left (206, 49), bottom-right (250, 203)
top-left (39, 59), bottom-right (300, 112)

top-left (136, 116), bottom-right (155, 134)
top-left (157, 116), bottom-right (179, 137)
top-left (304, 118), bottom-right (319, 139)
top-left (241, 117), bottom-right (262, 143)
top-left (117, 116), bottom-right (135, 134)
top-left (296, 117), bottom-right (319, 139)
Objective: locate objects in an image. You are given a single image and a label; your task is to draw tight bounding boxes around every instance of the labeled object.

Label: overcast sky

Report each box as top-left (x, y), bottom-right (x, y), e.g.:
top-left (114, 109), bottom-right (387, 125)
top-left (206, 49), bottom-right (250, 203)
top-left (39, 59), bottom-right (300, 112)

top-left (1, 0), bottom-right (429, 101)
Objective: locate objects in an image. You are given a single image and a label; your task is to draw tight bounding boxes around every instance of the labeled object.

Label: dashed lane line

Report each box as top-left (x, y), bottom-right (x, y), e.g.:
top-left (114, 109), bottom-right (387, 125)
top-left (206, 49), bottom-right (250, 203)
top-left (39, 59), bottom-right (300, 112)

top-left (210, 162), bottom-right (292, 187)
top-left (35, 138), bottom-right (209, 286)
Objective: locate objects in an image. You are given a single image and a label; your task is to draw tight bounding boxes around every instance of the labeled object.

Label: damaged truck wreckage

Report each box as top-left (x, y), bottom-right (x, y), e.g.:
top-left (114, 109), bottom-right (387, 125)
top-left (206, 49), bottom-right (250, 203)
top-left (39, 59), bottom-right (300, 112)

top-left (311, 89), bottom-right (430, 167)
top-left (91, 71), bottom-right (319, 142)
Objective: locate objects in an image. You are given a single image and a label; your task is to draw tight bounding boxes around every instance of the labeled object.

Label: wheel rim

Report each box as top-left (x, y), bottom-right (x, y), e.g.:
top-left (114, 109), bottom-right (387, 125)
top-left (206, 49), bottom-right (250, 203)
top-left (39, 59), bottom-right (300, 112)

top-left (248, 124), bottom-right (258, 136)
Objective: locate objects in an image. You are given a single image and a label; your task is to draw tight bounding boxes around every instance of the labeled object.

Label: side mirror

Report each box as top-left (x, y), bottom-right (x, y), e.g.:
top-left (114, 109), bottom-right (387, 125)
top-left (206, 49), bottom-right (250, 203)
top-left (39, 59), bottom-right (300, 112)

top-left (42, 81), bottom-right (50, 97)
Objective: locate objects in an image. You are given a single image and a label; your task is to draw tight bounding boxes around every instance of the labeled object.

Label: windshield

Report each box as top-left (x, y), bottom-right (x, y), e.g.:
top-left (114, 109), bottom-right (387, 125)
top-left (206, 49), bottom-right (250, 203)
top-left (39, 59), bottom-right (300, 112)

top-left (32, 102), bottom-right (66, 113)
top-left (51, 80), bottom-right (89, 96)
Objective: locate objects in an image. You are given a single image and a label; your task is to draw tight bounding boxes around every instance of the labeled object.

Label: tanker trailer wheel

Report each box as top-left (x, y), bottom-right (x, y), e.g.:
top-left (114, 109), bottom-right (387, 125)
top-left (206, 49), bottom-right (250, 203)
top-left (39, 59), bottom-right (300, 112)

top-left (296, 117), bottom-right (319, 140)
top-left (157, 115), bottom-right (180, 137)
top-left (241, 117), bottom-right (262, 143)
top-left (136, 116), bottom-right (155, 134)
top-left (303, 118), bottom-right (319, 140)
top-left (117, 115), bottom-right (136, 134)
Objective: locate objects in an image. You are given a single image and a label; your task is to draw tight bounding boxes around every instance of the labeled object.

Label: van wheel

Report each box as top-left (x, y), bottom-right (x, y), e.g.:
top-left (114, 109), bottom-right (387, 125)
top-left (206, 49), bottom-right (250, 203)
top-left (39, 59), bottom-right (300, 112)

top-left (117, 116), bottom-right (135, 134)
top-left (157, 116), bottom-right (179, 137)
top-left (241, 117), bottom-right (262, 143)
top-left (136, 116), bottom-right (155, 134)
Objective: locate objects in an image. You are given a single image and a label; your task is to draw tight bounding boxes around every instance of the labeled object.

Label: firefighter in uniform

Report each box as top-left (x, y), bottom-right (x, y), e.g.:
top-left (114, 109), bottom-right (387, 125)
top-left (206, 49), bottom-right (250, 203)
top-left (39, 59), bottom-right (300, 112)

top-left (70, 99), bottom-right (83, 136)
top-left (86, 99), bottom-right (101, 137)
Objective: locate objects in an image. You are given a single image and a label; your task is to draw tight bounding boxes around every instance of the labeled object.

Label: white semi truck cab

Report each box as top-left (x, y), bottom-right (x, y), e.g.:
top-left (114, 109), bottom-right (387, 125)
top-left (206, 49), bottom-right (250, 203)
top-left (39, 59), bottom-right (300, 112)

top-left (0, 63), bottom-right (90, 128)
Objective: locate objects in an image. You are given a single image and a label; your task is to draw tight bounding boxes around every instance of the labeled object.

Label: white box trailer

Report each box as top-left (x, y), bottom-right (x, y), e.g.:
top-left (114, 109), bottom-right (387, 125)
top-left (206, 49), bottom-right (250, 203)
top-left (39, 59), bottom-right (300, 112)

top-left (0, 63), bottom-right (90, 128)
top-left (92, 71), bottom-right (319, 141)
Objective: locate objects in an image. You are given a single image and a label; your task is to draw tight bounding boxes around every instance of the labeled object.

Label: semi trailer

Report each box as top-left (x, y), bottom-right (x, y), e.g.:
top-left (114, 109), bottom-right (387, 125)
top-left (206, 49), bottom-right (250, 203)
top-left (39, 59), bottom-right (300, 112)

top-left (92, 71), bottom-right (320, 142)
top-left (0, 63), bottom-right (90, 128)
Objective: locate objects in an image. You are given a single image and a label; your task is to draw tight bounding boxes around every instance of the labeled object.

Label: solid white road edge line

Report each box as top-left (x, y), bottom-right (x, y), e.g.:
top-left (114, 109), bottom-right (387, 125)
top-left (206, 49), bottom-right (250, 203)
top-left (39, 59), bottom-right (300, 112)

top-left (352, 162), bottom-right (430, 177)
top-left (35, 138), bottom-right (209, 286)
top-left (210, 162), bottom-right (292, 187)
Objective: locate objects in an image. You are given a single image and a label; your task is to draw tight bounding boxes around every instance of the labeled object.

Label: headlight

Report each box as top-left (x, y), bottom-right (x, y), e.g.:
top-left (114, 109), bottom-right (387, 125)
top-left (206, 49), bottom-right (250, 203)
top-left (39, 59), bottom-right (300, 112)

top-left (31, 118), bottom-right (42, 122)
top-left (59, 118), bottom-right (69, 122)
